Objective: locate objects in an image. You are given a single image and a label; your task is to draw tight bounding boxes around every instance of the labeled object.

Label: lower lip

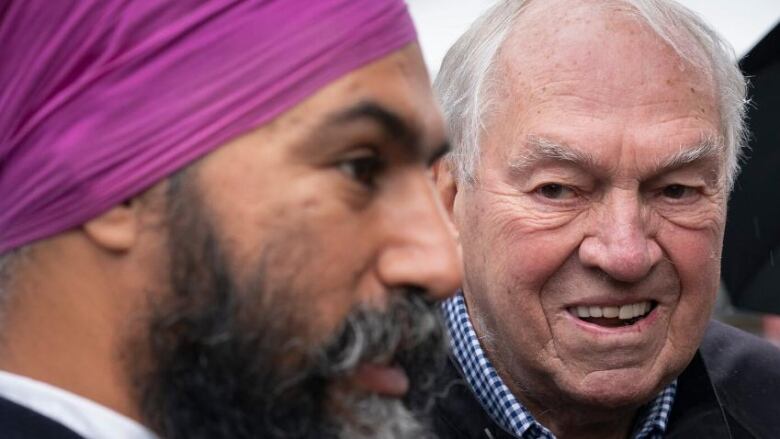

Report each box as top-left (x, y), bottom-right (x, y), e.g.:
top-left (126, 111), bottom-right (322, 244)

top-left (565, 306), bottom-right (661, 336)
top-left (350, 363), bottom-right (410, 397)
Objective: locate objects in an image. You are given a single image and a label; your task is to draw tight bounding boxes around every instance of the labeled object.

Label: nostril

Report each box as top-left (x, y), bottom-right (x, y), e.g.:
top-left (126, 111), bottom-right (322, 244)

top-left (579, 235), bottom-right (659, 282)
top-left (374, 243), bottom-right (461, 303)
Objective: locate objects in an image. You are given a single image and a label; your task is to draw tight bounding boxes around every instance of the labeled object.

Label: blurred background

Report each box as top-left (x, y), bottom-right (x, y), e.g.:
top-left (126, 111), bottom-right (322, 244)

top-left (408, 0), bottom-right (780, 344)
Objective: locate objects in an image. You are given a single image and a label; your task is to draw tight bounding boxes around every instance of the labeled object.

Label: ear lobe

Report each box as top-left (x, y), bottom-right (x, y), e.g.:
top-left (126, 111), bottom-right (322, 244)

top-left (432, 158), bottom-right (458, 221)
top-left (82, 201), bottom-right (139, 252)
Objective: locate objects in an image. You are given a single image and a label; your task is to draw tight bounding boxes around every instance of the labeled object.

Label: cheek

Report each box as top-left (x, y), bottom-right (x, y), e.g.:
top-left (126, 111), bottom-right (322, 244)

top-left (458, 195), bottom-right (586, 354)
top-left (460, 194), bottom-right (584, 291)
top-left (291, 230), bottom-right (378, 337)
top-left (659, 223), bottom-right (722, 344)
top-left (660, 219), bottom-right (723, 293)
top-left (232, 197), bottom-right (377, 345)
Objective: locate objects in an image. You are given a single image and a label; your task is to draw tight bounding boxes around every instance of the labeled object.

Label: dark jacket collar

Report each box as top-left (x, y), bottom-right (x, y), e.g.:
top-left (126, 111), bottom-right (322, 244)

top-left (424, 354), bottom-right (515, 439)
top-left (665, 351), bottom-right (731, 438)
top-left (426, 321), bottom-right (780, 438)
top-left (427, 353), bottom-right (731, 439)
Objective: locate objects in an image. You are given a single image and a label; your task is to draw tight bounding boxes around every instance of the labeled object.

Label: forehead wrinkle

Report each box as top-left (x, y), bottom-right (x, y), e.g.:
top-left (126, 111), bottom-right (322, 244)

top-left (508, 135), bottom-right (600, 174)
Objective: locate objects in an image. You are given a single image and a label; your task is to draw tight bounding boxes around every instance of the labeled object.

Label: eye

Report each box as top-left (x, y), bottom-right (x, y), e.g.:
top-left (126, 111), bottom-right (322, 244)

top-left (660, 184), bottom-right (697, 200)
top-left (535, 183), bottom-right (577, 200)
top-left (339, 153), bottom-right (385, 188)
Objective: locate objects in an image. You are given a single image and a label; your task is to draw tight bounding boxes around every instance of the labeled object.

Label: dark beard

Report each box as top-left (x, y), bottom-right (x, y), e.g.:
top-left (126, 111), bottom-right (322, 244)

top-left (128, 175), bottom-right (447, 439)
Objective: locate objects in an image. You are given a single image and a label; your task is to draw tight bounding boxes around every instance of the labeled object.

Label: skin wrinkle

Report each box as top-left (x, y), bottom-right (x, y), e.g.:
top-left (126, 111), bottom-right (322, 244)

top-left (499, 136), bottom-right (725, 235)
top-left (546, 264), bottom-right (666, 367)
top-left (464, 177), bottom-right (688, 428)
top-left (439, 0), bottom-right (748, 189)
top-left (443, 2), bottom-right (726, 432)
top-left (480, 190), bottom-right (583, 234)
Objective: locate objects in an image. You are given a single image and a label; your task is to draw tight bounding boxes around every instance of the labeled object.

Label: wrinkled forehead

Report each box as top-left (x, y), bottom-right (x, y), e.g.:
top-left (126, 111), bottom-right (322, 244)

top-left (477, 0), bottom-right (726, 176)
top-left (485, 0), bottom-right (722, 151)
top-left (497, 0), bottom-right (716, 97)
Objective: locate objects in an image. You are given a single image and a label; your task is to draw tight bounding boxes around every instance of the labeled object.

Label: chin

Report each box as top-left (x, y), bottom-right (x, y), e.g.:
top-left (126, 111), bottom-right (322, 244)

top-left (561, 369), bottom-right (671, 410)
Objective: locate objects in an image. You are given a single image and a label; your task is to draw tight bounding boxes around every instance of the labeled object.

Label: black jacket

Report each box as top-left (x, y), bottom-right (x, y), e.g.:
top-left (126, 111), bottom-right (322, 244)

top-left (426, 321), bottom-right (780, 439)
top-left (0, 396), bottom-right (85, 439)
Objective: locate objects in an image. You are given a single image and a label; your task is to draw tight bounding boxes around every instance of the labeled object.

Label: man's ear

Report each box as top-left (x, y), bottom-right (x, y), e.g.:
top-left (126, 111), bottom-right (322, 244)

top-left (82, 200), bottom-right (139, 252)
top-left (432, 158), bottom-right (458, 222)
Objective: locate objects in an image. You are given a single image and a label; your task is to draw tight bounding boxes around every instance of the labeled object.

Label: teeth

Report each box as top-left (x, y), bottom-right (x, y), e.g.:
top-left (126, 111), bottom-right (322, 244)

top-left (603, 306), bottom-right (619, 318)
top-left (570, 301), bottom-right (652, 321)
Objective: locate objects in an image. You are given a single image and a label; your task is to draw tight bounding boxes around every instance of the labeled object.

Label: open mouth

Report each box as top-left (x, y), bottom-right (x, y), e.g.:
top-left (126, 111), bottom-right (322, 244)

top-left (567, 301), bottom-right (657, 328)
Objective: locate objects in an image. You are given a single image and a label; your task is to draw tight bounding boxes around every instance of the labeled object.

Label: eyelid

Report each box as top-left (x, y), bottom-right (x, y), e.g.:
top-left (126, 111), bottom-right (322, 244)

top-left (336, 148), bottom-right (387, 191)
top-left (645, 166), bottom-right (713, 188)
top-left (338, 143), bottom-right (379, 158)
top-left (531, 182), bottom-right (583, 205)
top-left (654, 184), bottom-right (703, 205)
top-left (651, 180), bottom-right (702, 192)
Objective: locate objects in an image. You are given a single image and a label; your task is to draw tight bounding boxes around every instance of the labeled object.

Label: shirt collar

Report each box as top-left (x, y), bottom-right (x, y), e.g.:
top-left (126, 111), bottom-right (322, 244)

top-left (443, 292), bottom-right (676, 439)
top-left (0, 370), bottom-right (158, 439)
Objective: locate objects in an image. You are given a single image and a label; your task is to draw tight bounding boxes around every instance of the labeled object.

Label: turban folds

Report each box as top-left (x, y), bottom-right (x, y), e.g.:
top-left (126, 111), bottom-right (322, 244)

top-left (0, 0), bottom-right (417, 253)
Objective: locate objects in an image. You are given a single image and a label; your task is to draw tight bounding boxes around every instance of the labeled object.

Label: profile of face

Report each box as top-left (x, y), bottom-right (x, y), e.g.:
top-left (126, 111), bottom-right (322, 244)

top-left (127, 44), bottom-right (461, 439)
top-left (443, 3), bottom-right (725, 414)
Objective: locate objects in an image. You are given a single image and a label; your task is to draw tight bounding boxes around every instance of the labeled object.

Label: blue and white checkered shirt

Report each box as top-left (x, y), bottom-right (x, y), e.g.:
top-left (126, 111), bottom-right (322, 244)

top-left (443, 293), bottom-right (677, 439)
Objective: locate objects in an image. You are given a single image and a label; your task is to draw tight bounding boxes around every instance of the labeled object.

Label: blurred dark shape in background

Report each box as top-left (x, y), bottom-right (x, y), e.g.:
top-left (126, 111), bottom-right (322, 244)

top-left (722, 21), bottom-right (780, 316)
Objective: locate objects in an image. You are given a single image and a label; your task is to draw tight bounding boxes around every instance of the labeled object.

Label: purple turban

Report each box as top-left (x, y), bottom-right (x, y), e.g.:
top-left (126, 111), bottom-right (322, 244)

top-left (0, 0), bottom-right (417, 253)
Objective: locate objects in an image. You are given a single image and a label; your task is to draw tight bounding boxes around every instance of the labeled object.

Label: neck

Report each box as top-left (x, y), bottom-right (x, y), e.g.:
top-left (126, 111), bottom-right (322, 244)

top-left (0, 235), bottom-right (145, 423)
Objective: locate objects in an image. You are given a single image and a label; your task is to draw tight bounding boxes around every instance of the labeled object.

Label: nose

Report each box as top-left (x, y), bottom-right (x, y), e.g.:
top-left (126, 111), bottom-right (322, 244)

top-left (375, 172), bottom-right (462, 301)
top-left (578, 190), bottom-right (663, 282)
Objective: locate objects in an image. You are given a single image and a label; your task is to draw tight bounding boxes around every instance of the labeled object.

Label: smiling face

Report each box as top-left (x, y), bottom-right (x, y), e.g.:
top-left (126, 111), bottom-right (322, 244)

top-left (448, 3), bottom-right (725, 416)
top-left (131, 43), bottom-right (462, 438)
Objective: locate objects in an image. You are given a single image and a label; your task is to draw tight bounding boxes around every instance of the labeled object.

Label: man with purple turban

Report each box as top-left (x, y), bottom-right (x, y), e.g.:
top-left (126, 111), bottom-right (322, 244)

top-left (0, 1), bottom-right (461, 438)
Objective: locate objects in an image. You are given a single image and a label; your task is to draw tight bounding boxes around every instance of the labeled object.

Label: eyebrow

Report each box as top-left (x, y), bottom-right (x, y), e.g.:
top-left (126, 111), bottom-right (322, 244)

top-left (655, 137), bottom-right (721, 171)
top-left (509, 135), bottom-right (722, 177)
top-left (508, 135), bottom-right (598, 173)
top-left (325, 101), bottom-right (449, 164)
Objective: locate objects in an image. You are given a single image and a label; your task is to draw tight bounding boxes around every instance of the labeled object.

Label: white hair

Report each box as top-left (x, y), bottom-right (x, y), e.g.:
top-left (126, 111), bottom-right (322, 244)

top-left (434, 0), bottom-right (748, 190)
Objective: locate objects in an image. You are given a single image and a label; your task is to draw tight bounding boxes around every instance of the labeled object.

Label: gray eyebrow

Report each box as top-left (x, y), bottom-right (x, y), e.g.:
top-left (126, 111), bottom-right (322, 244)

top-left (656, 137), bottom-right (722, 171)
top-left (508, 135), bottom-right (723, 178)
top-left (507, 136), bottom-right (598, 173)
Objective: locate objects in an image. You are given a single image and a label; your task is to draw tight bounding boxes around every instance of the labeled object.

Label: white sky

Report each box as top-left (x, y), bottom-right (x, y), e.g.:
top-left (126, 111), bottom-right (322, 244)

top-left (407, 0), bottom-right (780, 75)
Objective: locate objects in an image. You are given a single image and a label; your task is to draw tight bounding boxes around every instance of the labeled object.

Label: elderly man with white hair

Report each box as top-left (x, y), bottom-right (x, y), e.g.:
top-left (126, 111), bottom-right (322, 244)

top-left (423, 0), bottom-right (780, 438)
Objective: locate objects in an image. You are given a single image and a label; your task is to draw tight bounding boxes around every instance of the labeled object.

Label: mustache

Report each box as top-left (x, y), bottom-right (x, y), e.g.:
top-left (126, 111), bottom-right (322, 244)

top-left (267, 290), bottom-right (447, 438)
top-left (258, 289), bottom-right (447, 439)
top-left (141, 175), bottom-right (447, 439)
top-left (320, 290), bottom-right (446, 378)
